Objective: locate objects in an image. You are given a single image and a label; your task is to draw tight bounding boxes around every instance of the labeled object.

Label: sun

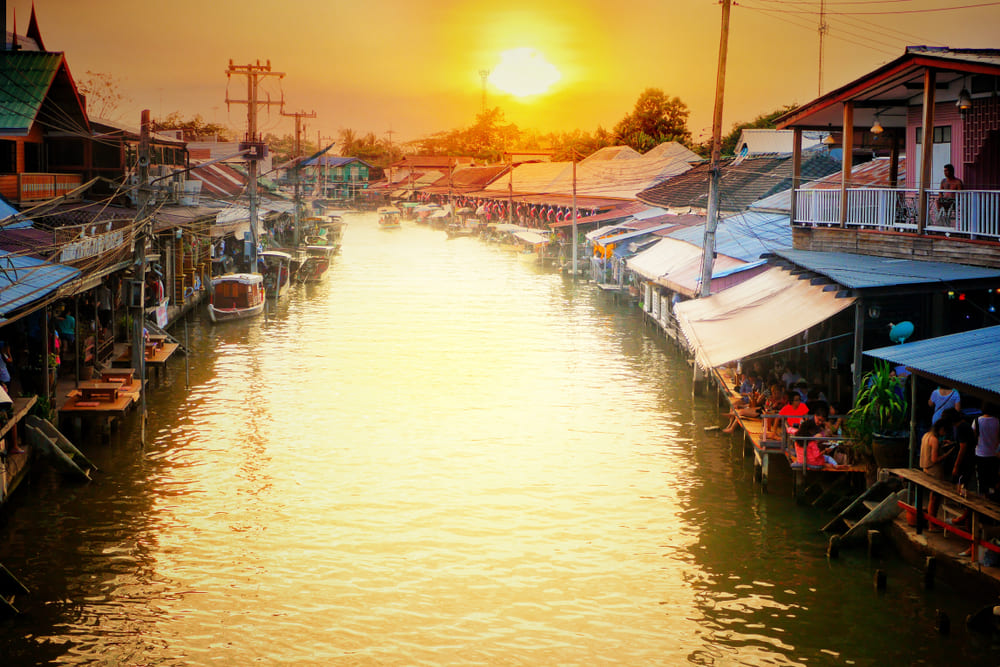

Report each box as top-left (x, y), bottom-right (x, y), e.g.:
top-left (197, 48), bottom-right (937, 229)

top-left (489, 48), bottom-right (561, 98)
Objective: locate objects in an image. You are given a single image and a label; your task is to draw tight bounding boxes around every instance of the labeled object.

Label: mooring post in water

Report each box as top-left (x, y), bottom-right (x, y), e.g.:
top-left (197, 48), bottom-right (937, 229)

top-left (935, 609), bottom-right (950, 635)
top-left (874, 569), bottom-right (886, 592)
top-left (867, 530), bottom-right (880, 559)
top-left (924, 556), bottom-right (937, 590)
top-left (827, 535), bottom-right (840, 559)
top-left (184, 318), bottom-right (190, 390)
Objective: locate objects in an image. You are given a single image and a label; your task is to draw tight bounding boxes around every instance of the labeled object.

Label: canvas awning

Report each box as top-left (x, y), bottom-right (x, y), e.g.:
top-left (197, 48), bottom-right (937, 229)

top-left (673, 267), bottom-right (856, 369)
top-left (513, 230), bottom-right (549, 245)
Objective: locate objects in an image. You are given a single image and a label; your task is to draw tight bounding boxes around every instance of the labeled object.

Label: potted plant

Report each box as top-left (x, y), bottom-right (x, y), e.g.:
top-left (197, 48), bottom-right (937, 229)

top-left (844, 360), bottom-right (910, 474)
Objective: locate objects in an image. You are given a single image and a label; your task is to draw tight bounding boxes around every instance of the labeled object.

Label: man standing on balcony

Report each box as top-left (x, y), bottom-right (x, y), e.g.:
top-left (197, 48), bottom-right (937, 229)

top-left (937, 164), bottom-right (964, 222)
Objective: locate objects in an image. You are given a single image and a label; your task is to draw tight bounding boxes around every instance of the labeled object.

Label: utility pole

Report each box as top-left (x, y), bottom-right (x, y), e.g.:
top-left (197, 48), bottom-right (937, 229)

top-left (699, 0), bottom-right (732, 298)
top-left (225, 60), bottom-right (284, 275)
top-left (385, 128), bottom-right (396, 191)
top-left (507, 152), bottom-right (513, 226)
top-left (282, 109), bottom-right (316, 247)
top-left (818, 0), bottom-right (828, 96)
top-left (132, 109), bottom-right (152, 445)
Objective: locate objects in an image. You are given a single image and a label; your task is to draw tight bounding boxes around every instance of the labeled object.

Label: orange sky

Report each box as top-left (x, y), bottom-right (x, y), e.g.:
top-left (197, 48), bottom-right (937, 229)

top-left (18, 0), bottom-right (1000, 146)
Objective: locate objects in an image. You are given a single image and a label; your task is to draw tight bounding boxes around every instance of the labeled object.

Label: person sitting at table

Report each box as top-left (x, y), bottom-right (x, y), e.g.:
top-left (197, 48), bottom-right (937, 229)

top-left (778, 390), bottom-right (810, 436)
top-left (920, 419), bottom-right (954, 522)
top-left (763, 383), bottom-right (789, 440)
top-left (722, 381), bottom-right (768, 433)
top-left (794, 419), bottom-right (838, 467)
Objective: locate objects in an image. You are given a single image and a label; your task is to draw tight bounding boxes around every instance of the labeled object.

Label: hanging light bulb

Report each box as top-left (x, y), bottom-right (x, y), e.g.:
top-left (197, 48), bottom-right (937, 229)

top-left (957, 77), bottom-right (973, 111)
top-left (823, 132), bottom-right (836, 146)
top-left (870, 116), bottom-right (884, 135)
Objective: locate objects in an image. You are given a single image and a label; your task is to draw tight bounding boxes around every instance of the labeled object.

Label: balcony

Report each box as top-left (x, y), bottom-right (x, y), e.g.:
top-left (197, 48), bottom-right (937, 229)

top-left (0, 173), bottom-right (83, 204)
top-left (794, 187), bottom-right (1000, 241)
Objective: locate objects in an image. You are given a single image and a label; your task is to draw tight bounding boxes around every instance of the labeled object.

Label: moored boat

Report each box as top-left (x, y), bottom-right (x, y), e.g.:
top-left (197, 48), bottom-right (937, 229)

top-left (260, 250), bottom-right (293, 299)
top-left (294, 245), bottom-right (336, 283)
top-left (208, 273), bottom-right (266, 322)
top-left (377, 206), bottom-right (402, 229)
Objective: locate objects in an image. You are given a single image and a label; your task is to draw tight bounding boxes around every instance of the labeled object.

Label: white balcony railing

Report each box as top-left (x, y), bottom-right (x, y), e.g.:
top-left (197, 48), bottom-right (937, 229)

top-left (794, 187), bottom-right (1000, 240)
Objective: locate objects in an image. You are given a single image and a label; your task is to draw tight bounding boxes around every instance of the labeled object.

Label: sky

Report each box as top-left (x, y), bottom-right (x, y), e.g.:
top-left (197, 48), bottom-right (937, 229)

top-left (16, 0), bottom-right (1000, 146)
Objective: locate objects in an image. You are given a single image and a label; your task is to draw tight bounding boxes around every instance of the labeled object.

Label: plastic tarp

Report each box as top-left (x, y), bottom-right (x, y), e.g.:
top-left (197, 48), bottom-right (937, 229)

top-left (673, 267), bottom-right (856, 369)
top-left (627, 238), bottom-right (705, 281)
top-left (513, 230), bottom-right (549, 245)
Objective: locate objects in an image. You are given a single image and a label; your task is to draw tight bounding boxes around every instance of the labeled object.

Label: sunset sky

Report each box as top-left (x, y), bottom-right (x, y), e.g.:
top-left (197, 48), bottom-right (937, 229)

top-left (19, 0), bottom-right (1000, 146)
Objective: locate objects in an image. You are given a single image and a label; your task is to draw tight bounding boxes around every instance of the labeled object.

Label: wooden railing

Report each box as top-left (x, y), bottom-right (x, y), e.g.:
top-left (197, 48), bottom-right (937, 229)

top-left (0, 173), bottom-right (83, 203)
top-left (794, 187), bottom-right (1000, 240)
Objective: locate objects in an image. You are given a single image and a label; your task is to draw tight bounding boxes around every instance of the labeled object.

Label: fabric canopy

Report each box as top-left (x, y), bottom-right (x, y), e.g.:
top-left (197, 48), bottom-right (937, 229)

top-left (673, 267), bottom-right (856, 369)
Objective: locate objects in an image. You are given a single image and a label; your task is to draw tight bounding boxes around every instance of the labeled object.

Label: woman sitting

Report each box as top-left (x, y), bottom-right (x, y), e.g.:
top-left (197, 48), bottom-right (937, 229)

top-left (794, 419), bottom-right (838, 467)
top-left (777, 390), bottom-right (809, 437)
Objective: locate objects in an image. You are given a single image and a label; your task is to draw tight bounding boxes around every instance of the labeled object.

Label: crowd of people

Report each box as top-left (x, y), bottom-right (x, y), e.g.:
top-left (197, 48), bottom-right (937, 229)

top-left (920, 386), bottom-right (1000, 522)
top-left (722, 361), bottom-right (849, 467)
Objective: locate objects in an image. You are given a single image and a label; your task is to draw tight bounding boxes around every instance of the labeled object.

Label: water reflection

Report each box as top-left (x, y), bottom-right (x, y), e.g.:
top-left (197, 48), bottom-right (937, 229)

top-left (0, 213), bottom-right (995, 664)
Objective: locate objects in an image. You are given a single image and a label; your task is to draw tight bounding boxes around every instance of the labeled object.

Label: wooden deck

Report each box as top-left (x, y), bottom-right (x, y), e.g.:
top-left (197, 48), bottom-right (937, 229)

top-left (714, 366), bottom-right (863, 493)
top-left (0, 397), bottom-right (39, 504)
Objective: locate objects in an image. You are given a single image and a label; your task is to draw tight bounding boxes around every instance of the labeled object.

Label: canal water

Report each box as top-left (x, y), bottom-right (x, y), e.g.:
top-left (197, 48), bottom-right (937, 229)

top-left (0, 214), bottom-right (997, 665)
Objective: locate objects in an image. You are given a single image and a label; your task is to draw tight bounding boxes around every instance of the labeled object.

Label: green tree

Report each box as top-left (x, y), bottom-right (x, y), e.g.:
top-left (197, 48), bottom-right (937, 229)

top-left (156, 112), bottom-right (235, 141)
top-left (613, 88), bottom-right (691, 152)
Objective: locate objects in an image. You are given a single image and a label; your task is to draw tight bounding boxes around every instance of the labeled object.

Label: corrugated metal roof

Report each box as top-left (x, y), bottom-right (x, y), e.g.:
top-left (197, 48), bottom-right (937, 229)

top-left (772, 249), bottom-right (1000, 290)
top-left (482, 142), bottom-right (699, 201)
top-left (302, 156), bottom-right (373, 168)
top-left (665, 210), bottom-right (792, 262)
top-left (0, 51), bottom-right (62, 134)
top-left (636, 152), bottom-right (839, 213)
top-left (0, 251), bottom-right (79, 321)
top-left (591, 223), bottom-right (677, 247)
top-left (865, 325), bottom-right (1000, 397)
top-left (734, 129), bottom-right (822, 160)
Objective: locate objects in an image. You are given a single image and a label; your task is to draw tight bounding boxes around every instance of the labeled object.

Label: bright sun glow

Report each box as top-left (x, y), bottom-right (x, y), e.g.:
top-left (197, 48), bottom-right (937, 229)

top-left (489, 48), bottom-right (561, 98)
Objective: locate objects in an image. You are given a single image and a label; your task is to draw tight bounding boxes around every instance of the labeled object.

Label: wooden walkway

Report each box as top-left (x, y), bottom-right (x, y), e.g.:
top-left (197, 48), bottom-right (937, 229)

top-left (714, 367), bottom-right (864, 493)
top-left (887, 467), bottom-right (1000, 568)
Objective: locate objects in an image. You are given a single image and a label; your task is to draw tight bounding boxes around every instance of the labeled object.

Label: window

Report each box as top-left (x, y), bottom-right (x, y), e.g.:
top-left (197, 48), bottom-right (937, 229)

top-left (0, 140), bottom-right (15, 173)
top-left (24, 142), bottom-right (44, 172)
top-left (915, 126), bottom-right (952, 144)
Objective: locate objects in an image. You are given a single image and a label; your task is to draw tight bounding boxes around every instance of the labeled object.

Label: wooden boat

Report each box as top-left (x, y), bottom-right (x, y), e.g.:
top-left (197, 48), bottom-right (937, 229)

top-left (295, 245), bottom-right (335, 283)
top-left (24, 415), bottom-right (97, 482)
top-left (377, 206), bottom-right (402, 229)
top-left (260, 250), bottom-right (293, 299)
top-left (302, 215), bottom-right (345, 250)
top-left (208, 273), bottom-right (265, 322)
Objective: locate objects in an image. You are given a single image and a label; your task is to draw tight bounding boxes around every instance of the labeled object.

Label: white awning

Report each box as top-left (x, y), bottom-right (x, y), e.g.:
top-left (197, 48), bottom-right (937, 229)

top-left (673, 267), bottom-right (856, 369)
top-left (626, 238), bottom-right (704, 281)
top-left (513, 230), bottom-right (549, 245)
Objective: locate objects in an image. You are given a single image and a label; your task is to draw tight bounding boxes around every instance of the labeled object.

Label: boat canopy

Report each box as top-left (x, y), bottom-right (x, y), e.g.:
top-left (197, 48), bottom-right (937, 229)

top-left (261, 250), bottom-right (293, 261)
top-left (673, 267), bottom-right (856, 369)
top-left (512, 230), bottom-right (550, 245)
top-left (212, 273), bottom-right (263, 286)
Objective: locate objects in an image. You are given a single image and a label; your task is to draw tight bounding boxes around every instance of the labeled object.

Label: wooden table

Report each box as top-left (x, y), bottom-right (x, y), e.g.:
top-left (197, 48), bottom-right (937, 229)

top-left (887, 467), bottom-right (1000, 565)
top-left (101, 367), bottom-right (135, 385)
top-left (77, 381), bottom-right (120, 403)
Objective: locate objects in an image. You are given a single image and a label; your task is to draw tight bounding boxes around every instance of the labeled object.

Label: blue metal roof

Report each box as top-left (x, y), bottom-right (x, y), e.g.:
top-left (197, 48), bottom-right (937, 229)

top-left (865, 326), bottom-right (1000, 397)
top-left (0, 251), bottom-right (80, 321)
top-left (666, 210), bottom-right (791, 262)
top-left (773, 249), bottom-right (1000, 290)
top-left (592, 223), bottom-right (675, 247)
top-left (302, 156), bottom-right (370, 168)
top-left (0, 196), bottom-right (31, 229)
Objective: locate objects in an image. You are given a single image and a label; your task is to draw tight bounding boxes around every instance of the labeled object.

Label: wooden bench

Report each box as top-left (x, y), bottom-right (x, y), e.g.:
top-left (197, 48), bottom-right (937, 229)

top-left (887, 467), bottom-right (1000, 565)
